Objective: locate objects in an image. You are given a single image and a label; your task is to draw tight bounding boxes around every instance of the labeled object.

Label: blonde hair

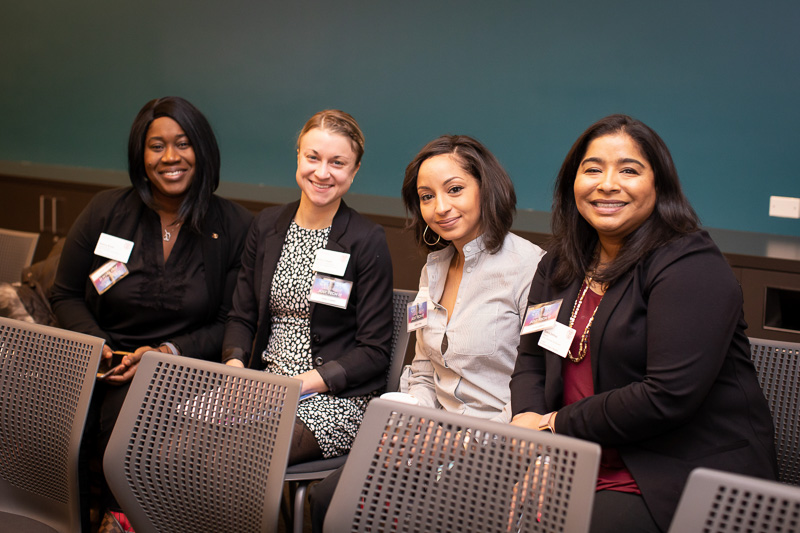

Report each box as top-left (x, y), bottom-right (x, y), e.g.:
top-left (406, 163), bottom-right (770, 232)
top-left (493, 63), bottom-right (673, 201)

top-left (297, 109), bottom-right (365, 165)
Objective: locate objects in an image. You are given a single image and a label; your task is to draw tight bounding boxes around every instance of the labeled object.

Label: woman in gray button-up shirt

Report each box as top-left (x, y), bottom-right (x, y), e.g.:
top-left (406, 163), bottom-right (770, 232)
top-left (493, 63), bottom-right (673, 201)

top-left (400, 134), bottom-right (545, 423)
top-left (309, 134), bottom-right (545, 532)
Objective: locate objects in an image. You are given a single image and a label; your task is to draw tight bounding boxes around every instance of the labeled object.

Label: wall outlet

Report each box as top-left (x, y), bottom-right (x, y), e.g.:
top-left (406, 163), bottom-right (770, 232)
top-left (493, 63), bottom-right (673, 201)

top-left (769, 196), bottom-right (800, 219)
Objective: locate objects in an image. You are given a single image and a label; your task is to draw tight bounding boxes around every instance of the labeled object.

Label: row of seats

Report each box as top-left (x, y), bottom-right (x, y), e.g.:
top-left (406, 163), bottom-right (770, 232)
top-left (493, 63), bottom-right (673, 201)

top-left (0, 319), bottom-right (798, 531)
top-left (0, 227), bottom-right (39, 284)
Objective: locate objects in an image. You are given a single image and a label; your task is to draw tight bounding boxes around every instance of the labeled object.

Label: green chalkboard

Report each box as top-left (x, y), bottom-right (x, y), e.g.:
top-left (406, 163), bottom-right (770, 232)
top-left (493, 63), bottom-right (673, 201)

top-left (1, 1), bottom-right (798, 235)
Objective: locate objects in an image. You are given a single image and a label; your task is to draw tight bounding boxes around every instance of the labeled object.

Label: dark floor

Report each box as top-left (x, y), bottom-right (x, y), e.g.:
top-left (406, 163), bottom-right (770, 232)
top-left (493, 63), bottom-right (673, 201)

top-left (86, 477), bottom-right (314, 532)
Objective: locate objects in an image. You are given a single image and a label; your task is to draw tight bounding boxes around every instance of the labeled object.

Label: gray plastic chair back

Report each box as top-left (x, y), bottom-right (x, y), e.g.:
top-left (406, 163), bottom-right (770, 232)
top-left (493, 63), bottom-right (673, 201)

top-left (749, 337), bottom-right (800, 485)
top-left (104, 351), bottom-right (301, 533)
top-left (0, 317), bottom-right (103, 533)
top-left (386, 289), bottom-right (416, 393)
top-left (0, 228), bottom-right (39, 283)
top-left (668, 467), bottom-right (800, 532)
top-left (283, 288), bottom-right (417, 533)
top-left (325, 399), bottom-right (601, 533)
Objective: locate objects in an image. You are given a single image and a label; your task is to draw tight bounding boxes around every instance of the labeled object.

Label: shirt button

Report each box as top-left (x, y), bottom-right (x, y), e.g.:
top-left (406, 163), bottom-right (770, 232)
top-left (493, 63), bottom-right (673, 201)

top-left (314, 356), bottom-right (324, 366)
top-left (312, 334), bottom-right (321, 343)
top-left (467, 268), bottom-right (472, 273)
top-left (465, 245), bottom-right (471, 252)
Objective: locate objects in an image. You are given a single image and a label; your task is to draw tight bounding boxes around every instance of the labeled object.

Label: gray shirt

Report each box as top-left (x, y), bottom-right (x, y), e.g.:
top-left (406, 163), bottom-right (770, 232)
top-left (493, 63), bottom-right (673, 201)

top-left (407, 232), bottom-right (545, 423)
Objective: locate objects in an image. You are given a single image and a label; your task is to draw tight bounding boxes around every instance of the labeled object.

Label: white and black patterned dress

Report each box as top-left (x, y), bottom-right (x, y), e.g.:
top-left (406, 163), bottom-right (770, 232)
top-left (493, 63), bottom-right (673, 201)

top-left (263, 221), bottom-right (372, 458)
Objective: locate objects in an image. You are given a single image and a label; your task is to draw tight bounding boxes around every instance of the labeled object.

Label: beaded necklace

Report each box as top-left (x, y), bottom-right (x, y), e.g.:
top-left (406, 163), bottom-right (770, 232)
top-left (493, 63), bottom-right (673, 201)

top-left (567, 278), bottom-right (602, 363)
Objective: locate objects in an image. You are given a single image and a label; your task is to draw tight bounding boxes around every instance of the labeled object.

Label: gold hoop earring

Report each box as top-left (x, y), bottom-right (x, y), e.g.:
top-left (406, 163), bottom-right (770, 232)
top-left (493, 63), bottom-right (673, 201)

top-left (423, 225), bottom-right (441, 246)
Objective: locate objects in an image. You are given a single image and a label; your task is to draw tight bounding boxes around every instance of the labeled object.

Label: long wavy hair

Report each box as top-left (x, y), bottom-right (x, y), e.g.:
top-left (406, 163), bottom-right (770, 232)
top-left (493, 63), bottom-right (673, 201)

top-left (549, 114), bottom-right (699, 289)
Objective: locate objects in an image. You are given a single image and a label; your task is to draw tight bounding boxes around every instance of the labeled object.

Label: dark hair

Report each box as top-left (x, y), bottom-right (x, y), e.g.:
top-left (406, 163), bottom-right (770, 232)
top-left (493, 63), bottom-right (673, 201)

top-left (550, 114), bottom-right (699, 288)
top-left (297, 109), bottom-right (365, 166)
top-left (128, 96), bottom-right (220, 232)
top-left (401, 135), bottom-right (516, 254)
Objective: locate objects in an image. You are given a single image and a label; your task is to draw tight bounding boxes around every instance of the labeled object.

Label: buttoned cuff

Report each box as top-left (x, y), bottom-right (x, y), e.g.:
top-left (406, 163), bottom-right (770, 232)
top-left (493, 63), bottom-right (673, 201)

top-left (316, 360), bottom-right (346, 393)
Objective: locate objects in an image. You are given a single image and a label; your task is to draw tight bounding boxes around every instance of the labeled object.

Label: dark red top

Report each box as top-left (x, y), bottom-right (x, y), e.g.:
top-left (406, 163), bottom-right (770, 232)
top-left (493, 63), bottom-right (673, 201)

top-left (562, 283), bottom-right (640, 494)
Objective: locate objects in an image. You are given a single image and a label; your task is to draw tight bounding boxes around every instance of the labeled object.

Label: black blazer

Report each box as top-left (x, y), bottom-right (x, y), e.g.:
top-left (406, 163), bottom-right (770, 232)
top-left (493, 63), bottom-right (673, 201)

top-left (511, 231), bottom-right (777, 531)
top-left (223, 200), bottom-right (394, 397)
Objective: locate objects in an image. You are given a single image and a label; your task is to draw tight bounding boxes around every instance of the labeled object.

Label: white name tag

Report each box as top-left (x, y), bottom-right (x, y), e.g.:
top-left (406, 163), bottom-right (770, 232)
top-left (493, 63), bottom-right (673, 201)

top-left (538, 321), bottom-right (576, 358)
top-left (308, 273), bottom-right (353, 309)
top-left (312, 249), bottom-right (350, 276)
top-left (94, 233), bottom-right (134, 263)
top-left (521, 299), bottom-right (563, 335)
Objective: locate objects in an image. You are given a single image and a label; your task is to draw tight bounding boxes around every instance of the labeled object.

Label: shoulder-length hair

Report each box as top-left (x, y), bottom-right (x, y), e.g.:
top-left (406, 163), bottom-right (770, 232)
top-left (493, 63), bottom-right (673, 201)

top-left (401, 135), bottom-right (516, 254)
top-left (297, 109), bottom-right (365, 166)
top-left (549, 114), bottom-right (699, 289)
top-left (128, 96), bottom-right (220, 233)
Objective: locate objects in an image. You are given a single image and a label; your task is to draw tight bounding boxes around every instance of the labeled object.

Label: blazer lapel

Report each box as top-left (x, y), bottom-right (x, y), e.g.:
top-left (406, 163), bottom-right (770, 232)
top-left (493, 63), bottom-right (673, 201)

top-left (258, 202), bottom-right (298, 327)
top-left (556, 279), bottom-right (582, 327)
top-left (325, 200), bottom-right (351, 253)
top-left (589, 270), bottom-right (634, 378)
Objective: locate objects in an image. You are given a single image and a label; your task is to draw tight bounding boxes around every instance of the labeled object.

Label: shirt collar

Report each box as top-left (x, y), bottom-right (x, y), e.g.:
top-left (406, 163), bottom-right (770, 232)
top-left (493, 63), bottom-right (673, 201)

top-left (428, 234), bottom-right (487, 264)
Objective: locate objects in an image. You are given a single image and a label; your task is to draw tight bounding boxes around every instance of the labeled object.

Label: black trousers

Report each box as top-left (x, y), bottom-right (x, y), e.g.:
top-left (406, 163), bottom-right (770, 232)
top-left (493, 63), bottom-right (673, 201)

top-left (590, 490), bottom-right (662, 533)
top-left (308, 464), bottom-right (344, 533)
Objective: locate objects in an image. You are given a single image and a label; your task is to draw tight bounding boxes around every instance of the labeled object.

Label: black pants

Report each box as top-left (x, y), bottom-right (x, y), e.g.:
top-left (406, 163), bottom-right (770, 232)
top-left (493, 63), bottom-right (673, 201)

top-left (308, 464), bottom-right (344, 533)
top-left (590, 490), bottom-right (661, 533)
top-left (78, 381), bottom-right (130, 532)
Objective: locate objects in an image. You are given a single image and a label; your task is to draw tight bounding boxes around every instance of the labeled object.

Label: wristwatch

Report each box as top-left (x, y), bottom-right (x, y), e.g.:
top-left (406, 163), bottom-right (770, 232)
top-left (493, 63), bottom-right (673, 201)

top-left (538, 412), bottom-right (556, 433)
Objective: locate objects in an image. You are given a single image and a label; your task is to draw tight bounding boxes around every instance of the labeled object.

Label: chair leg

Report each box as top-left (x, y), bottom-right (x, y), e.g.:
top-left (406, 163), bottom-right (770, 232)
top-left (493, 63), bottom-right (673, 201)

top-left (293, 481), bottom-right (309, 533)
top-left (280, 485), bottom-right (292, 530)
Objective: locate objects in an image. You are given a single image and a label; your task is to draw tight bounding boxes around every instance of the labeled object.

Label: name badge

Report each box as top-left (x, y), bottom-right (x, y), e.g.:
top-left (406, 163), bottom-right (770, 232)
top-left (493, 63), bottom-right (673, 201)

top-left (538, 321), bottom-right (576, 358)
top-left (407, 301), bottom-right (428, 332)
top-left (521, 299), bottom-right (563, 335)
top-left (90, 260), bottom-right (129, 294)
top-left (94, 233), bottom-right (134, 263)
top-left (308, 273), bottom-right (353, 309)
top-left (312, 249), bottom-right (350, 277)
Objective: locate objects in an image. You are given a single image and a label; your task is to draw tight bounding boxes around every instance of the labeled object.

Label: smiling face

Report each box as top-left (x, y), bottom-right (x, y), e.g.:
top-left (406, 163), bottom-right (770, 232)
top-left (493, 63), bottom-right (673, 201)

top-left (144, 117), bottom-right (196, 207)
top-left (416, 153), bottom-right (482, 250)
top-left (574, 132), bottom-right (657, 250)
top-left (296, 127), bottom-right (360, 210)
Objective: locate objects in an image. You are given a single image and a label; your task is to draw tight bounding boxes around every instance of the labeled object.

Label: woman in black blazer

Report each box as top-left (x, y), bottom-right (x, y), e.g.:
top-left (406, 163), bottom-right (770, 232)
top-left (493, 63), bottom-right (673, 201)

top-left (223, 110), bottom-right (393, 464)
top-left (510, 114), bottom-right (776, 532)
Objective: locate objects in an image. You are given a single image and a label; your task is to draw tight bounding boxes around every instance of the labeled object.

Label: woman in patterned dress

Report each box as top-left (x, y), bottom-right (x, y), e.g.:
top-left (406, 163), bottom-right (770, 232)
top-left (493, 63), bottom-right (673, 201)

top-left (222, 110), bottom-right (394, 463)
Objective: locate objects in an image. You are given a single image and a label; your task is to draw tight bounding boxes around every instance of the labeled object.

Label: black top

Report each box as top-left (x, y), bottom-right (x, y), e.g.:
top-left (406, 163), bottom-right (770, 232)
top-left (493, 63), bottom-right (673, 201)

top-left (51, 187), bottom-right (252, 358)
